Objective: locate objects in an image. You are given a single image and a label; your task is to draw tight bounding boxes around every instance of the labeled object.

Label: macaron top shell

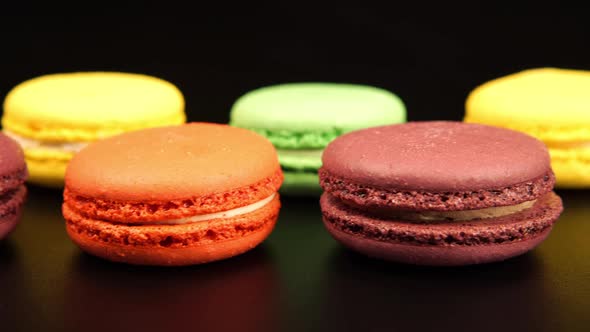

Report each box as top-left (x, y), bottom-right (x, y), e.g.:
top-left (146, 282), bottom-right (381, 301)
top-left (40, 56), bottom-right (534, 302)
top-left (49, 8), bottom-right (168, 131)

top-left (322, 122), bottom-right (552, 192)
top-left (66, 123), bottom-right (281, 202)
top-left (230, 83), bottom-right (406, 147)
top-left (0, 134), bottom-right (26, 177)
top-left (0, 134), bottom-right (27, 194)
top-left (465, 68), bottom-right (590, 141)
top-left (3, 72), bottom-right (185, 141)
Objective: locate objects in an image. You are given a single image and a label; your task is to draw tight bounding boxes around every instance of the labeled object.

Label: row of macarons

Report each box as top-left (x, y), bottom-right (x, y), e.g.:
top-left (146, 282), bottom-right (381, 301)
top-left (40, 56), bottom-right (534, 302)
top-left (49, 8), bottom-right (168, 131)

top-left (0, 121), bottom-right (563, 267)
top-left (0, 67), bottom-right (583, 266)
top-left (2, 67), bottom-right (589, 191)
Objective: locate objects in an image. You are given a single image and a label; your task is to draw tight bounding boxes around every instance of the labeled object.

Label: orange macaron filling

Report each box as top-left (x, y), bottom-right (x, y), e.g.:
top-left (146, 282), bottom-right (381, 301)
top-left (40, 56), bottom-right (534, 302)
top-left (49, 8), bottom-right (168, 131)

top-left (63, 169), bottom-right (282, 222)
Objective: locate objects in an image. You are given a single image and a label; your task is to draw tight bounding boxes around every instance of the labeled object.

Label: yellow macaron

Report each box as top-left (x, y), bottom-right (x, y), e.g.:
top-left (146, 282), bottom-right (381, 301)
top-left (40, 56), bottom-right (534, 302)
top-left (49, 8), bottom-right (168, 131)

top-left (465, 68), bottom-right (590, 188)
top-left (2, 72), bottom-right (186, 187)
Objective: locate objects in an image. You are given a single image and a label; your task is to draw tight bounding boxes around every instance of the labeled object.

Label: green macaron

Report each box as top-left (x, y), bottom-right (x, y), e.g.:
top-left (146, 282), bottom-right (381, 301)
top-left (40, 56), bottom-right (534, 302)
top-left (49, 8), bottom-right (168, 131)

top-left (229, 83), bottom-right (406, 195)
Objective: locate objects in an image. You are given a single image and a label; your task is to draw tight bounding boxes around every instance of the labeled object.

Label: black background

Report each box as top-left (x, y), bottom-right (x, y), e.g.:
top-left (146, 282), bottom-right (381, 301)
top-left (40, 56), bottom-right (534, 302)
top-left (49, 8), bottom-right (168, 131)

top-left (2, 6), bottom-right (589, 122)
top-left (1, 7), bottom-right (590, 332)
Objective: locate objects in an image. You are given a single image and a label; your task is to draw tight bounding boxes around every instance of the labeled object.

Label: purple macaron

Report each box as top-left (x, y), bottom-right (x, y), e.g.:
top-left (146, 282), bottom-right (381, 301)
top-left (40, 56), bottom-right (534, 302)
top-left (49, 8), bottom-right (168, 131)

top-left (0, 133), bottom-right (27, 240)
top-left (319, 121), bottom-right (563, 266)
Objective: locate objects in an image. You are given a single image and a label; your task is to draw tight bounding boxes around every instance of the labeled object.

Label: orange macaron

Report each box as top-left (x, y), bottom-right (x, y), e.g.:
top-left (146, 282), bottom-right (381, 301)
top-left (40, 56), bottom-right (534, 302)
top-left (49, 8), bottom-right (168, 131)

top-left (62, 123), bottom-right (283, 266)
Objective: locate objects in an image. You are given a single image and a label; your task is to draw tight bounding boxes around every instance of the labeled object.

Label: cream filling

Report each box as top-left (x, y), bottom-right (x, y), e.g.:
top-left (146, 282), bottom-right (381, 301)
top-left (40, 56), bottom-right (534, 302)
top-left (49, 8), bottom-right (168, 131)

top-left (384, 200), bottom-right (536, 221)
top-left (3, 130), bottom-right (87, 153)
top-left (277, 148), bottom-right (324, 159)
top-left (152, 193), bottom-right (276, 225)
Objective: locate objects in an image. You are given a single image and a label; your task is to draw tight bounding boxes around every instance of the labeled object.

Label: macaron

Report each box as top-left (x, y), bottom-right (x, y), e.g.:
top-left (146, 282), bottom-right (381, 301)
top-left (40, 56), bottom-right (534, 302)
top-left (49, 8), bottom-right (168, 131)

top-left (319, 121), bottom-right (563, 266)
top-left (0, 133), bottom-right (27, 240)
top-left (62, 123), bottom-right (283, 266)
top-left (2, 72), bottom-right (186, 187)
top-left (230, 83), bottom-right (406, 195)
top-left (465, 68), bottom-right (590, 188)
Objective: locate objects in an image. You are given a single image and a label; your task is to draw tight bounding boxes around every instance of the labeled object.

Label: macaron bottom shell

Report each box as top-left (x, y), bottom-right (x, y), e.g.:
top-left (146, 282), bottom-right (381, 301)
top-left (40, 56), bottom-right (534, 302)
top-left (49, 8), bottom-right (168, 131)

top-left (325, 221), bottom-right (551, 266)
top-left (25, 156), bottom-right (68, 187)
top-left (63, 195), bottom-right (280, 266)
top-left (551, 157), bottom-right (590, 188)
top-left (321, 192), bottom-right (562, 266)
top-left (0, 185), bottom-right (27, 240)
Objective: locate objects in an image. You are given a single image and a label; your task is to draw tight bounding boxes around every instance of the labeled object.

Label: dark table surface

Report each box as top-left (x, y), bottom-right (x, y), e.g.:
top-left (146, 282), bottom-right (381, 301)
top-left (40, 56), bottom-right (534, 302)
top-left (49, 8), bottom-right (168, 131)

top-left (1, 186), bottom-right (589, 332)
